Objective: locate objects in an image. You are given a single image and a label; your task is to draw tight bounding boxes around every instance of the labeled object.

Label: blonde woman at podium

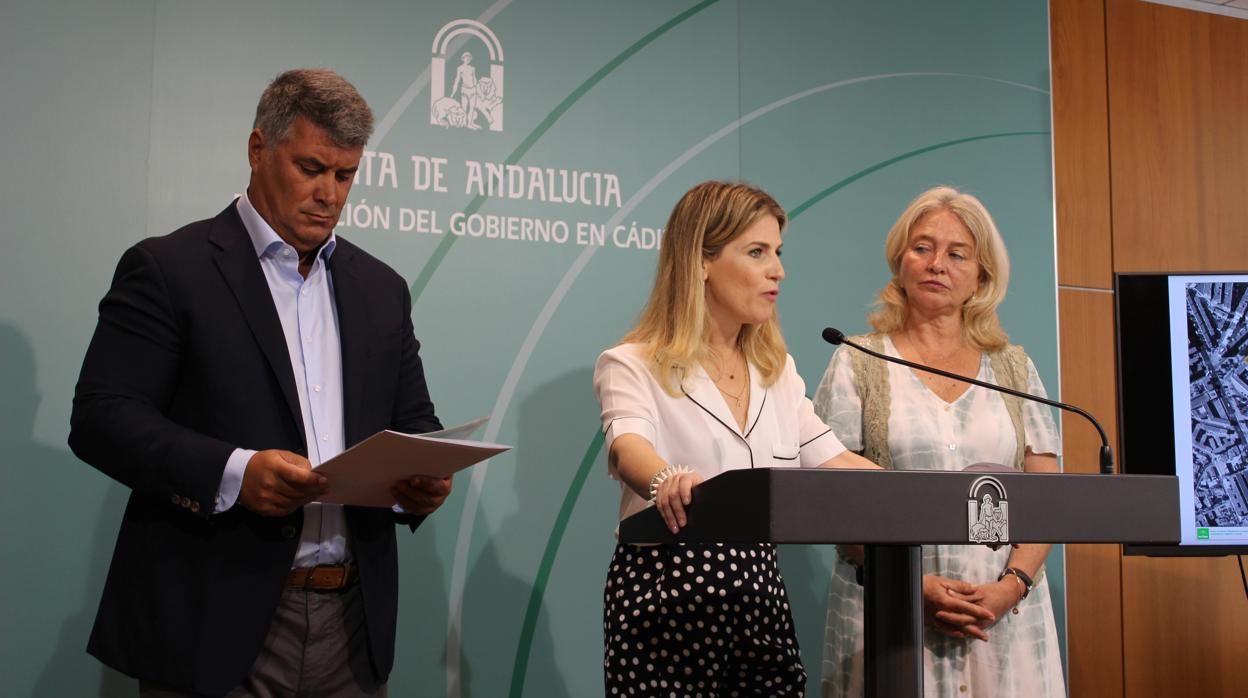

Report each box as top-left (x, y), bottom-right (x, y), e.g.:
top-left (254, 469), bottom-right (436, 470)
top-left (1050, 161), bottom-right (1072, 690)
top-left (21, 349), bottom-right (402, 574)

top-left (594, 181), bottom-right (877, 696)
top-left (814, 186), bottom-right (1065, 698)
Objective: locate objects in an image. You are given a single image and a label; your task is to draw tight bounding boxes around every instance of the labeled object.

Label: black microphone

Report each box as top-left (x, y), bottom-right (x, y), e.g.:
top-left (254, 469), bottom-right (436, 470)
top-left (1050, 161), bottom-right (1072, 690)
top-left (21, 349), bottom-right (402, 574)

top-left (822, 327), bottom-right (1114, 474)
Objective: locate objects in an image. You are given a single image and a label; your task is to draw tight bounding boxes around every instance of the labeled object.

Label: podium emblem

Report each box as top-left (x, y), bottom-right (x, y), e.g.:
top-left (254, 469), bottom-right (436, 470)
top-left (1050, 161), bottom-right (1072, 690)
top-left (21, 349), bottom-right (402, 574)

top-left (967, 476), bottom-right (1009, 544)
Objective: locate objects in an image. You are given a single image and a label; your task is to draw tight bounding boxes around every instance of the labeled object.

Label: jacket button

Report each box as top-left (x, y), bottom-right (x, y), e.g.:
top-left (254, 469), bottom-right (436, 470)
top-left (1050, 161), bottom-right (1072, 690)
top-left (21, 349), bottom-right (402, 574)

top-left (281, 525), bottom-right (297, 539)
top-left (190, 501), bottom-right (201, 513)
top-left (171, 494), bottom-right (181, 505)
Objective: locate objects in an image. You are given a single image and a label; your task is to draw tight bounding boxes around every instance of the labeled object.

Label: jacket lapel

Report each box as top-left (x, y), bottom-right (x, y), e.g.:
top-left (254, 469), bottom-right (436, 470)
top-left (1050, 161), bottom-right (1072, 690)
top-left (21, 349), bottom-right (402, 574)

top-left (208, 203), bottom-right (305, 444)
top-left (327, 243), bottom-right (369, 447)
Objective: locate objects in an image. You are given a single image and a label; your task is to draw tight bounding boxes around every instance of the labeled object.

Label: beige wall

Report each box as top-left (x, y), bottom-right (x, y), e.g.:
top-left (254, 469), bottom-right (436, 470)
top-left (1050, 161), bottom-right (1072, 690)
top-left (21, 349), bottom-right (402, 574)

top-left (1051, 0), bottom-right (1248, 695)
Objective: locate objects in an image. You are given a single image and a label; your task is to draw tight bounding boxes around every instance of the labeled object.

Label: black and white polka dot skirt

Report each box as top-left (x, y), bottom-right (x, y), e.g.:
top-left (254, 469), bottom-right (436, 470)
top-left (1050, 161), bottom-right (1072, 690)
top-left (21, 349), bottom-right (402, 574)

top-left (603, 543), bottom-right (806, 697)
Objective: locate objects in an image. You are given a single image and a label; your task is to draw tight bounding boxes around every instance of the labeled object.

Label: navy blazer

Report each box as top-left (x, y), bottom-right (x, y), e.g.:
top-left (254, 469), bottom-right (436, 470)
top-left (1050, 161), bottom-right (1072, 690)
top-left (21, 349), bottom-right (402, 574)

top-left (69, 201), bottom-right (441, 695)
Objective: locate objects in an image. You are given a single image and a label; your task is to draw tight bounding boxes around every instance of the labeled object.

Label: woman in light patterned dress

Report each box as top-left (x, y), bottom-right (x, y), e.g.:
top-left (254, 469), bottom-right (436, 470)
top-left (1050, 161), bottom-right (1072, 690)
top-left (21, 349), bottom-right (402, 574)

top-left (816, 186), bottom-right (1066, 698)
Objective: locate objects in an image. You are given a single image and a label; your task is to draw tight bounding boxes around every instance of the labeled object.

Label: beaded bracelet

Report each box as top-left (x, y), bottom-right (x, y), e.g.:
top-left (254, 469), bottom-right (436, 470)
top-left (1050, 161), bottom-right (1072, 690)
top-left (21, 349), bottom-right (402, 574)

top-left (648, 464), bottom-right (692, 501)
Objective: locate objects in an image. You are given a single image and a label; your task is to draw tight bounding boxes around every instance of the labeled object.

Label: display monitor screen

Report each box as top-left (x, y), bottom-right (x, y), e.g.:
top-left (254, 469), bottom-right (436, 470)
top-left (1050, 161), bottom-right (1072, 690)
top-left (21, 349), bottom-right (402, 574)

top-left (1116, 272), bottom-right (1248, 555)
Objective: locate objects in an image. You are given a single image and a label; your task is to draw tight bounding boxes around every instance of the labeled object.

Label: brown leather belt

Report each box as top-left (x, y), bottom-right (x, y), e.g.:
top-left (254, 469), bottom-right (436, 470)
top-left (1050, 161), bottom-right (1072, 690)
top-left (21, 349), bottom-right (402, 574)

top-left (286, 563), bottom-right (357, 591)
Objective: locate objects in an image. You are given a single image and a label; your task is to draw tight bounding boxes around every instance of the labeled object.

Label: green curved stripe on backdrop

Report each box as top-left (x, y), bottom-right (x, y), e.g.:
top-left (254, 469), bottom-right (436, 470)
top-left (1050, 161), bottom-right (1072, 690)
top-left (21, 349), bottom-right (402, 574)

top-left (787, 130), bottom-right (1050, 221)
top-left (508, 430), bottom-right (605, 698)
top-left (506, 128), bottom-right (1050, 696)
top-left (410, 0), bottom-right (722, 304)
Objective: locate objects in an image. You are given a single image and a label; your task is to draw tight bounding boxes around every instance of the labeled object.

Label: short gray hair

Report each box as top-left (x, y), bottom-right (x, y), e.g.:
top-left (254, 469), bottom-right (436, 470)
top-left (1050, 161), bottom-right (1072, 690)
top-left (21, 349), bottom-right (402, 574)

top-left (253, 68), bottom-right (374, 148)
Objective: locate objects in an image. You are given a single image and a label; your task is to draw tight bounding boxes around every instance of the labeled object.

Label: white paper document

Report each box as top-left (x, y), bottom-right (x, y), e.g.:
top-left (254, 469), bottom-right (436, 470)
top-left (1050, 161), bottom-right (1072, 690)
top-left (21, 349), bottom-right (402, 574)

top-left (419, 415), bottom-right (489, 441)
top-left (314, 417), bottom-right (508, 507)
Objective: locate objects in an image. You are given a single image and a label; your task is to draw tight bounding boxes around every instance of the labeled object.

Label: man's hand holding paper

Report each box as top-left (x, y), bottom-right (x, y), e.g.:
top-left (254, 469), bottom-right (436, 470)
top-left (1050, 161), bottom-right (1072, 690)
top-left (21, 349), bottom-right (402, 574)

top-left (392, 475), bottom-right (454, 514)
top-left (314, 418), bottom-right (508, 507)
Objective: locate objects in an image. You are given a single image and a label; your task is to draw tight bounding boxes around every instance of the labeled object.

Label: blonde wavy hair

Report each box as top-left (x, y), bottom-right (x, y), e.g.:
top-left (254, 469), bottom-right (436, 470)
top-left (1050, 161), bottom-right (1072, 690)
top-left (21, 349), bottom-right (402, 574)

top-left (623, 181), bottom-right (789, 396)
top-left (868, 186), bottom-right (1011, 350)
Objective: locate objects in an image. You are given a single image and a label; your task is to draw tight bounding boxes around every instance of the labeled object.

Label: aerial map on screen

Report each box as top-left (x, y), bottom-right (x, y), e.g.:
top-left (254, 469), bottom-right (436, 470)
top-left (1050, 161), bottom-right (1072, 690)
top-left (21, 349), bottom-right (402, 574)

top-left (1185, 280), bottom-right (1248, 536)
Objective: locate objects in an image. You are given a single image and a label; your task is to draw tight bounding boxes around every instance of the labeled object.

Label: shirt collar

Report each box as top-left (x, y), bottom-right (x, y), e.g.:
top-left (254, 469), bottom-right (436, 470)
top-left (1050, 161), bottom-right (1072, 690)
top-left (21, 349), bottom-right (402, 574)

top-left (236, 190), bottom-right (337, 262)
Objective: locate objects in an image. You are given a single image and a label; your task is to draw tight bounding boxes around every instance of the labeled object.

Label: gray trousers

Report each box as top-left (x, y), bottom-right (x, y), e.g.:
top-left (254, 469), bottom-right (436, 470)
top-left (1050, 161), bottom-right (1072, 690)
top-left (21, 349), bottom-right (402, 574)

top-left (139, 584), bottom-right (386, 698)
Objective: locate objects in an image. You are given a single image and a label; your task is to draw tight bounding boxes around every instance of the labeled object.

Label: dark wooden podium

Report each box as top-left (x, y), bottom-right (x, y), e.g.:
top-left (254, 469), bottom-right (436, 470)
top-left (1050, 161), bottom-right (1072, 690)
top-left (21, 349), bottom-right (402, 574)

top-left (619, 468), bottom-right (1179, 697)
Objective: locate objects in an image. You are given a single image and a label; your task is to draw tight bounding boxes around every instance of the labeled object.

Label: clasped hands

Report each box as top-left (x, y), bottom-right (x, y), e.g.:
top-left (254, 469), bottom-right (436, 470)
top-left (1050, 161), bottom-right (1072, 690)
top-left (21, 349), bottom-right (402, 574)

top-left (239, 449), bottom-right (453, 517)
top-left (836, 544), bottom-right (1023, 642)
top-left (922, 574), bottom-right (1023, 642)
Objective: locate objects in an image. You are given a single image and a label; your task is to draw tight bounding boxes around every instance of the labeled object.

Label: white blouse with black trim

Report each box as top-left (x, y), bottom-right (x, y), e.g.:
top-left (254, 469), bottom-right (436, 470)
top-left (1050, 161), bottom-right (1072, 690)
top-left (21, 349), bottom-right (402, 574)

top-left (594, 343), bottom-right (848, 526)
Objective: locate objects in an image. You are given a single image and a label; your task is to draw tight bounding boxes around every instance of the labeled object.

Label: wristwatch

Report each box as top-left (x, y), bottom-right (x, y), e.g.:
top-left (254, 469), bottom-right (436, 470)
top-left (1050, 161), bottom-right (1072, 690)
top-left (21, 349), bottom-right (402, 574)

top-left (998, 566), bottom-right (1034, 599)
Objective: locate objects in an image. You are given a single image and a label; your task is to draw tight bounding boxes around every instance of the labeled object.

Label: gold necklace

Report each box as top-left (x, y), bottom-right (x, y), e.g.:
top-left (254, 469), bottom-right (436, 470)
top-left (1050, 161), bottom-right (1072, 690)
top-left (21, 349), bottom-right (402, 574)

top-left (708, 351), bottom-right (748, 406)
top-left (905, 332), bottom-right (970, 393)
top-left (717, 378), bottom-right (748, 407)
top-left (905, 331), bottom-right (957, 364)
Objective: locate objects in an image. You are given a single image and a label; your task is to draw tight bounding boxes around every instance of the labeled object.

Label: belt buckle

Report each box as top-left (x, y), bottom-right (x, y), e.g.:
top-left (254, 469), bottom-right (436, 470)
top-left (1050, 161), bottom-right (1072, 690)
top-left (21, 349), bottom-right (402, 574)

top-left (289, 562), bottom-right (356, 591)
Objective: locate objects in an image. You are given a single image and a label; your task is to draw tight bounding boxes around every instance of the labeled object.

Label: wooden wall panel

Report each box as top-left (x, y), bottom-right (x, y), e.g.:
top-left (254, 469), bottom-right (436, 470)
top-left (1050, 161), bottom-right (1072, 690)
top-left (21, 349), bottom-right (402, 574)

top-left (1053, 1), bottom-right (1248, 695)
top-left (1106, 0), bottom-right (1248, 273)
top-left (1058, 288), bottom-right (1124, 698)
top-left (1105, 2), bottom-right (1248, 693)
top-left (1056, 290), bottom-right (1119, 476)
top-left (1051, 0), bottom-right (1114, 290)
top-left (1122, 555), bottom-right (1248, 697)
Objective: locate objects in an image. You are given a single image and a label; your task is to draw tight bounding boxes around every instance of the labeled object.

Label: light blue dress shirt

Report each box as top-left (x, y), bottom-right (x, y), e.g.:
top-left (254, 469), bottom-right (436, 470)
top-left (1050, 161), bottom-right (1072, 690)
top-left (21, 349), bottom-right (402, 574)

top-left (214, 191), bottom-right (350, 567)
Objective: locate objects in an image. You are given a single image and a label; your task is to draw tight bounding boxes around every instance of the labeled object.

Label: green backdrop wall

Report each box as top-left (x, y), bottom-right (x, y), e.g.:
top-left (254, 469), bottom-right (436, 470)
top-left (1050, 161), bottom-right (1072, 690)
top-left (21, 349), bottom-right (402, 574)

top-left (0, 1), bottom-right (1060, 695)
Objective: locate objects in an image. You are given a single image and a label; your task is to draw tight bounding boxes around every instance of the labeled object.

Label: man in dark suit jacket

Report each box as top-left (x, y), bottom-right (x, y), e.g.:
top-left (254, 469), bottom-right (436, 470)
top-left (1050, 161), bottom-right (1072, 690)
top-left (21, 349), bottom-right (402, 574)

top-left (69, 69), bottom-right (451, 697)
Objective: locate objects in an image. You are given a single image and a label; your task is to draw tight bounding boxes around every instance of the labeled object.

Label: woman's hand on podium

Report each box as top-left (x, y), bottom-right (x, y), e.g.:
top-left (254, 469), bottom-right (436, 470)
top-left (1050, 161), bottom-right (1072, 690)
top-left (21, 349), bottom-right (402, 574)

top-left (654, 470), bottom-right (704, 534)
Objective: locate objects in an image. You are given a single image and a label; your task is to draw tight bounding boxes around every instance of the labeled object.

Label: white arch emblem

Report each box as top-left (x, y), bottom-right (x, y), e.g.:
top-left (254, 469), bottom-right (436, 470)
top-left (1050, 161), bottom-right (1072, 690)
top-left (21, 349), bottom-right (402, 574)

top-left (433, 19), bottom-right (504, 62)
top-left (430, 19), bottom-right (505, 131)
top-left (967, 475), bottom-right (1010, 544)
